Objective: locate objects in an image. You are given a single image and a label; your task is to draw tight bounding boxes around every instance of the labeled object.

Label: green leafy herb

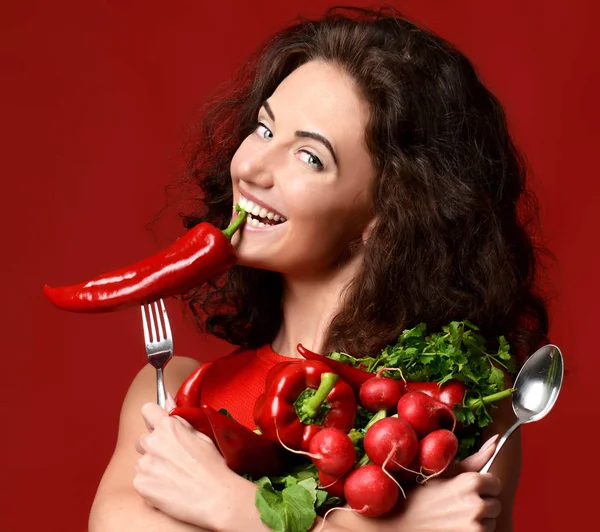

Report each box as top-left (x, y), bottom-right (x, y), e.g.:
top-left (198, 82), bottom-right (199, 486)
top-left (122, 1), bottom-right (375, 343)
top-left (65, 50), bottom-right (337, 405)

top-left (255, 477), bottom-right (316, 532)
top-left (293, 389), bottom-right (331, 425)
top-left (253, 463), bottom-right (330, 532)
top-left (330, 320), bottom-right (516, 455)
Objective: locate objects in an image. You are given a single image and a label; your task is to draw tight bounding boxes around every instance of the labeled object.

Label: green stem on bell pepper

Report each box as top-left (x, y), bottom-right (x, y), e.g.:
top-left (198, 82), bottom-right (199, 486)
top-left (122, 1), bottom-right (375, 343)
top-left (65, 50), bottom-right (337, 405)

top-left (254, 360), bottom-right (357, 451)
top-left (298, 372), bottom-right (339, 419)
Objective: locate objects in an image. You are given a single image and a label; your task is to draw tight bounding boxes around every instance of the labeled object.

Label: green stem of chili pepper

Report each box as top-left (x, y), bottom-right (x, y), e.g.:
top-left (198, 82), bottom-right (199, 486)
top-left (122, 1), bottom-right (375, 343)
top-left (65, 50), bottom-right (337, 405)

top-left (222, 206), bottom-right (247, 240)
top-left (299, 372), bottom-right (339, 419)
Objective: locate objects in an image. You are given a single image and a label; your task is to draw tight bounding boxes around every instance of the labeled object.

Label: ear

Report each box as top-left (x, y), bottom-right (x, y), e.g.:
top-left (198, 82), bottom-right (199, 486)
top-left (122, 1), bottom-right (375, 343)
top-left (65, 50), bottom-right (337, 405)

top-left (361, 217), bottom-right (377, 244)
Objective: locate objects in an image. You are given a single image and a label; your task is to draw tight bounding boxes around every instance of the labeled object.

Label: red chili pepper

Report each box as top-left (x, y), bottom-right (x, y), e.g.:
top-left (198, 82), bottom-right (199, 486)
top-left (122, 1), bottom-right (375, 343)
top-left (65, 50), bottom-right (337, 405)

top-left (254, 359), bottom-right (356, 451)
top-left (43, 208), bottom-right (247, 312)
top-left (202, 405), bottom-right (285, 478)
top-left (169, 364), bottom-right (284, 477)
top-left (296, 344), bottom-right (373, 392)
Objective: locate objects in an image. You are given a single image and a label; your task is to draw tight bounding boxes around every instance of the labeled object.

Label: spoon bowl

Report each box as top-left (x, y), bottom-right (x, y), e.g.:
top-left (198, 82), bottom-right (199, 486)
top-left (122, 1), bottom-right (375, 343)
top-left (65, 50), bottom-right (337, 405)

top-left (480, 344), bottom-right (564, 473)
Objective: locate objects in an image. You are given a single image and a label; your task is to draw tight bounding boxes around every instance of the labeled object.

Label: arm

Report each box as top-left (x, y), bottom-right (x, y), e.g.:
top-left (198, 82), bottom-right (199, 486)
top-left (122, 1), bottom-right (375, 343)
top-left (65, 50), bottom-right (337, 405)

top-left (90, 356), bottom-right (273, 532)
top-left (480, 388), bottom-right (521, 532)
top-left (89, 356), bottom-right (209, 531)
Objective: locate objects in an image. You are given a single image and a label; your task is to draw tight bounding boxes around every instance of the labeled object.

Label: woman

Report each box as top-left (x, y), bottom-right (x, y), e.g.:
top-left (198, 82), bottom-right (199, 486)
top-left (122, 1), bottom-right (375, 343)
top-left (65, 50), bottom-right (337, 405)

top-left (89, 7), bottom-right (548, 531)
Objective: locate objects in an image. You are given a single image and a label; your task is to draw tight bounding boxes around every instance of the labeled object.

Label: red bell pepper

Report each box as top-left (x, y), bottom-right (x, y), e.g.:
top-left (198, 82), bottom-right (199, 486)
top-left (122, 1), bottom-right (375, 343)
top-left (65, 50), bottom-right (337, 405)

top-left (43, 208), bottom-right (247, 312)
top-left (169, 363), bottom-right (214, 438)
top-left (169, 364), bottom-right (284, 478)
top-left (254, 359), bottom-right (356, 451)
top-left (175, 363), bottom-right (213, 408)
top-left (296, 344), bottom-right (372, 392)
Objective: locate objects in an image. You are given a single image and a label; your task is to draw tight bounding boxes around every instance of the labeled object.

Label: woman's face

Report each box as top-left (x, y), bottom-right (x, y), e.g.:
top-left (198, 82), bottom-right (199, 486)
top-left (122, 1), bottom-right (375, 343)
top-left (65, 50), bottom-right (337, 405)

top-left (230, 60), bottom-right (376, 276)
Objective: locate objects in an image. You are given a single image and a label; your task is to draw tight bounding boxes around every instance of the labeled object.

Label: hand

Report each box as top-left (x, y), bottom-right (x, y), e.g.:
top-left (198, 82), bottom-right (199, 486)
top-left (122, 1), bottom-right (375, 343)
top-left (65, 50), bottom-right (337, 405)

top-left (388, 435), bottom-right (502, 532)
top-left (133, 402), bottom-right (250, 530)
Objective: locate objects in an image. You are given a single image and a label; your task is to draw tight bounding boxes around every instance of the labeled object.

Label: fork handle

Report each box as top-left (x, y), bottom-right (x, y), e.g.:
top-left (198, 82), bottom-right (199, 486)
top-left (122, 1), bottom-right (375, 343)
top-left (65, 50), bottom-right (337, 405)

top-left (156, 368), bottom-right (167, 408)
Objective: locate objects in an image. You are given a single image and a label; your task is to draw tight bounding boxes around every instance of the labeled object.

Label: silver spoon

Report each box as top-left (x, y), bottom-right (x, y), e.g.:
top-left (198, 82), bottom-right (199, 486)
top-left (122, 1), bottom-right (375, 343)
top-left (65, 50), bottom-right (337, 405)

top-left (480, 343), bottom-right (564, 473)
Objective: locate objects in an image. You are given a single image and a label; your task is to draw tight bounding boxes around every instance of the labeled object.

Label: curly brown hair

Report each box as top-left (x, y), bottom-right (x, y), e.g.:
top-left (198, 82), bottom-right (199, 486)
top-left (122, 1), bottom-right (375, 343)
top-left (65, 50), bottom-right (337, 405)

top-left (177, 6), bottom-right (549, 360)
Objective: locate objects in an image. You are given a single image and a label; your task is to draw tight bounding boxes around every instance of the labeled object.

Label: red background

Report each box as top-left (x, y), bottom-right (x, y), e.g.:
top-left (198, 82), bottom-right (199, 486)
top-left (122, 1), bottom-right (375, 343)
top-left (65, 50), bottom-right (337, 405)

top-left (1, 1), bottom-right (598, 530)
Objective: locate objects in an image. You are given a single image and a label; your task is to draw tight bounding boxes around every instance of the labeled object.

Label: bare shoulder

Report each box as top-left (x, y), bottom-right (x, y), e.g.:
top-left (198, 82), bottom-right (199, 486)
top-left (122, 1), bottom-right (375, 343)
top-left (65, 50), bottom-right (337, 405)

top-left (123, 356), bottom-right (201, 411)
top-left (89, 356), bottom-right (201, 531)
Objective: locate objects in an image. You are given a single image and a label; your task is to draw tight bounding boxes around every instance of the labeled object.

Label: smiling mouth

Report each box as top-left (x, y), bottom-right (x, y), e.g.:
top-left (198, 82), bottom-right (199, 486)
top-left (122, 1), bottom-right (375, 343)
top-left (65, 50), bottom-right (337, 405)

top-left (238, 194), bottom-right (287, 228)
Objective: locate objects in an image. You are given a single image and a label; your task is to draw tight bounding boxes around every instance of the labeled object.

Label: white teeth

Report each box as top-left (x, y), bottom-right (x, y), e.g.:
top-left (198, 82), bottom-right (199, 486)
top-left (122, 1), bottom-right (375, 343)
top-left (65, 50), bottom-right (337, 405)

top-left (239, 194), bottom-right (286, 224)
top-left (258, 222), bottom-right (265, 227)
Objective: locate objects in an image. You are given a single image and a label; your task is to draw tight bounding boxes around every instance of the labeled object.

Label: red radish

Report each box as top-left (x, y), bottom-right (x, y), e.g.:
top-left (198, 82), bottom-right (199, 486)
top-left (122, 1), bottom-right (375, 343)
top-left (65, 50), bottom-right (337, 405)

top-left (364, 417), bottom-right (418, 470)
top-left (359, 371), bottom-right (405, 413)
top-left (417, 429), bottom-right (458, 475)
top-left (318, 470), bottom-right (346, 498)
top-left (404, 380), bottom-right (467, 407)
top-left (308, 427), bottom-right (356, 476)
top-left (344, 465), bottom-right (399, 517)
top-left (396, 391), bottom-right (456, 437)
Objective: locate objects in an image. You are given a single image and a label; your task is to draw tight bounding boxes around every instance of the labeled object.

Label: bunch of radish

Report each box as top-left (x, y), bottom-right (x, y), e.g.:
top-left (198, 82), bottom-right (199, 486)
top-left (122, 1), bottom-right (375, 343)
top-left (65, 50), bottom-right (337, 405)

top-left (317, 370), bottom-right (461, 518)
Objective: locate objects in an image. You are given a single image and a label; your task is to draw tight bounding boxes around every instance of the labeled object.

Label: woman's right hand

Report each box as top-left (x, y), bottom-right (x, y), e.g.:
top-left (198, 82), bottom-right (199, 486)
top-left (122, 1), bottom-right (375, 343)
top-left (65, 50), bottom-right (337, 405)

top-left (389, 436), bottom-right (502, 532)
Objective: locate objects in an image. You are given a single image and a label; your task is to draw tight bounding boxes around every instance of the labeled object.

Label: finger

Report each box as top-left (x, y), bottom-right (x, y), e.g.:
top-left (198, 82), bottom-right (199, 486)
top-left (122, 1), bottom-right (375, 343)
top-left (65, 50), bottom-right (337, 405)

top-left (481, 497), bottom-right (502, 520)
top-left (170, 414), bottom-right (193, 431)
top-left (165, 392), bottom-right (177, 411)
top-left (141, 402), bottom-right (168, 431)
top-left (135, 434), bottom-right (147, 455)
top-left (478, 473), bottom-right (502, 497)
top-left (445, 434), bottom-right (499, 476)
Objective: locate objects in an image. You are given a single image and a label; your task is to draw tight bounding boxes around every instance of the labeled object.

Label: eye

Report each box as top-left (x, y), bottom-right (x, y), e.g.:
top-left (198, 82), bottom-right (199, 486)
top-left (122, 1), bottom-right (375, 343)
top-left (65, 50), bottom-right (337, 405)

top-left (297, 149), bottom-right (324, 170)
top-left (253, 122), bottom-right (273, 140)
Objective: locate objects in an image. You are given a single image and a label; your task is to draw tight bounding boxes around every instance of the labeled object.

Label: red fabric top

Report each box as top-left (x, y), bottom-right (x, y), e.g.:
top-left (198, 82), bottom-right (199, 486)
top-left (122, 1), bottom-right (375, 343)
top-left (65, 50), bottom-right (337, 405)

top-left (200, 344), bottom-right (290, 429)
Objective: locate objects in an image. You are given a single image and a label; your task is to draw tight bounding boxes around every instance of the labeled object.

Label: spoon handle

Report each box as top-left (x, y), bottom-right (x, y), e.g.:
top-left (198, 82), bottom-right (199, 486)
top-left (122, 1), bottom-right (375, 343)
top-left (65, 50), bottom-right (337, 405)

top-left (479, 419), bottom-right (522, 474)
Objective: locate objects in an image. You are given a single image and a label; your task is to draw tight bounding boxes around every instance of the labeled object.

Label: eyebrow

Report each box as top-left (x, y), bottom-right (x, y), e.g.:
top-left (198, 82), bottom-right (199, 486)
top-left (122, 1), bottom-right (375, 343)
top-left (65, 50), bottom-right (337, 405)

top-left (261, 101), bottom-right (338, 165)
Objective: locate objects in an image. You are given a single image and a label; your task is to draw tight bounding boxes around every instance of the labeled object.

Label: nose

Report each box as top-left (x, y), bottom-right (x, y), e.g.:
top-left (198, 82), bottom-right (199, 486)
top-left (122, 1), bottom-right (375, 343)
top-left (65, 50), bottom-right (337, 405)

top-left (234, 143), bottom-right (276, 190)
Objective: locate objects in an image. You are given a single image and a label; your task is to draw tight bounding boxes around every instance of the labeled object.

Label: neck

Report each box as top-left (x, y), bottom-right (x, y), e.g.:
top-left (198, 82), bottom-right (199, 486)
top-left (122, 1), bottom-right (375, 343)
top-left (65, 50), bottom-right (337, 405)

top-left (271, 252), bottom-right (363, 358)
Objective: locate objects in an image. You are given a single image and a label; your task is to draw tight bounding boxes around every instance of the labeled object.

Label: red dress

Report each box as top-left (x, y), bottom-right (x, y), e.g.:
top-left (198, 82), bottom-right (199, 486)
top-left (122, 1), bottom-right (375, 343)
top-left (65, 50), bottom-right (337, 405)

top-left (199, 344), bottom-right (289, 429)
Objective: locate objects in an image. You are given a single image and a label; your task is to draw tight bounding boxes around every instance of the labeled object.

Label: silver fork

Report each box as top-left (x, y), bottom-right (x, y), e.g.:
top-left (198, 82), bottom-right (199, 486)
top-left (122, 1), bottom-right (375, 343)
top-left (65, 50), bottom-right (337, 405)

top-left (141, 298), bottom-right (173, 407)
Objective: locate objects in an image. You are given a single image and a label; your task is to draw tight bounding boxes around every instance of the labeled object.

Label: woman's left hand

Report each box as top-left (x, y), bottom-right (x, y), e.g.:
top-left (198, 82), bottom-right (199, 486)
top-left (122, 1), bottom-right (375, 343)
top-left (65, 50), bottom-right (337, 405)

top-left (133, 402), bottom-right (252, 530)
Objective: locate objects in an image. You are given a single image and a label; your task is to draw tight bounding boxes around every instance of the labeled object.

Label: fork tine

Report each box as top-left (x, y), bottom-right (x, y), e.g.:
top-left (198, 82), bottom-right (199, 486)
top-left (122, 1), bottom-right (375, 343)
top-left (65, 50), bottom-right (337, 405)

top-left (141, 304), bottom-right (151, 344)
top-left (147, 302), bottom-right (157, 343)
top-left (153, 300), bottom-right (165, 341)
top-left (160, 298), bottom-right (172, 340)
